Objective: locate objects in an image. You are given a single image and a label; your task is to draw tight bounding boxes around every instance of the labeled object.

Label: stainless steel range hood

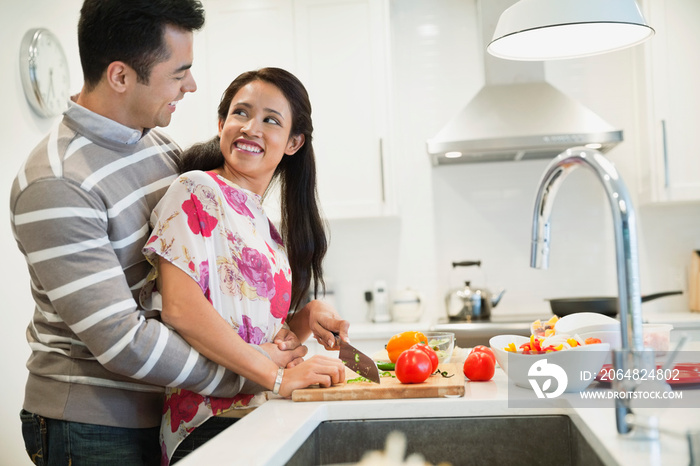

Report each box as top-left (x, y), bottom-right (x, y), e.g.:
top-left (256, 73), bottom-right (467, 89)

top-left (427, 0), bottom-right (623, 166)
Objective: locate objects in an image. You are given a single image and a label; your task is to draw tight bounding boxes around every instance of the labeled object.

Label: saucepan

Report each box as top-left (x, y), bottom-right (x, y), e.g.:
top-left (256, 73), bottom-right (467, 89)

top-left (547, 291), bottom-right (683, 317)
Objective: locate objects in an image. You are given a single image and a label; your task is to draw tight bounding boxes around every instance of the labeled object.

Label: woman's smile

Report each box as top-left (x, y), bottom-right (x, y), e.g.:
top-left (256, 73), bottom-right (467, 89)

top-left (234, 139), bottom-right (263, 155)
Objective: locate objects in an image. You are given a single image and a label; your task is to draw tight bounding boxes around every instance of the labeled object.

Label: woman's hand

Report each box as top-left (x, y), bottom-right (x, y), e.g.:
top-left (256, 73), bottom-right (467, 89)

top-left (306, 300), bottom-right (350, 350)
top-left (277, 355), bottom-right (346, 398)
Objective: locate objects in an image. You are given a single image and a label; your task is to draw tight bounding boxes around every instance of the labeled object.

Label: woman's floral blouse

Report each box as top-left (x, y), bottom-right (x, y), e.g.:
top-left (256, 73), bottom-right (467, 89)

top-left (140, 170), bottom-right (291, 465)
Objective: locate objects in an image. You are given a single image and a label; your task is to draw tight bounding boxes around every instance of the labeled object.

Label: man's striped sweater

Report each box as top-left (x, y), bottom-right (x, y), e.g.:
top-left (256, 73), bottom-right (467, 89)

top-left (10, 102), bottom-right (260, 428)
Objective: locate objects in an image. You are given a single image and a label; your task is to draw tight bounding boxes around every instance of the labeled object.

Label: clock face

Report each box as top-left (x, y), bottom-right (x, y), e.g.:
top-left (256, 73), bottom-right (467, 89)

top-left (20, 28), bottom-right (71, 118)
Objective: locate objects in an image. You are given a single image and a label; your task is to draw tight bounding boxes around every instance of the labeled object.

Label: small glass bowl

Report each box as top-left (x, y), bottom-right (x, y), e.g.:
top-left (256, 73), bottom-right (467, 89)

top-left (424, 332), bottom-right (455, 363)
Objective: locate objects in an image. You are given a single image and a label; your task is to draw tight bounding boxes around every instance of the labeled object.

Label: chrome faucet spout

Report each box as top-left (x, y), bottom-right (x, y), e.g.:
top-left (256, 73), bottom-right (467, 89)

top-left (530, 147), bottom-right (646, 434)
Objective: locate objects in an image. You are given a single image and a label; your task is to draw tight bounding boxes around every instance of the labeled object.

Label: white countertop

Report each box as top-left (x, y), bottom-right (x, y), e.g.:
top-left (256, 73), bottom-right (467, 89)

top-left (179, 342), bottom-right (700, 466)
top-left (644, 311), bottom-right (700, 328)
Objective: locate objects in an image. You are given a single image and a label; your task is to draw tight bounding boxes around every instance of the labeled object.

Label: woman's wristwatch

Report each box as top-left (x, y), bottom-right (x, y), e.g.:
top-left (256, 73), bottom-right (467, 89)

top-left (272, 367), bottom-right (284, 395)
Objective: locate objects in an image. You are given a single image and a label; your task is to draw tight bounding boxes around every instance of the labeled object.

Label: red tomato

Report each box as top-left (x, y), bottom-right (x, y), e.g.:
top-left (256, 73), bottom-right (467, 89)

top-left (463, 351), bottom-right (495, 381)
top-left (411, 343), bottom-right (439, 373)
top-left (471, 345), bottom-right (496, 364)
top-left (395, 347), bottom-right (433, 384)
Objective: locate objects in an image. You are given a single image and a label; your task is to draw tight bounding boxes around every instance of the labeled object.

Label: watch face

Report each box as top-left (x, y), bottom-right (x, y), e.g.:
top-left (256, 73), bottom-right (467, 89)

top-left (20, 28), bottom-right (70, 118)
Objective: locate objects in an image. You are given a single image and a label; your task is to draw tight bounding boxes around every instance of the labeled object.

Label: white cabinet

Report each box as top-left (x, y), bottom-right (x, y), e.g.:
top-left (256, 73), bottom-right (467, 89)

top-left (201, 0), bottom-right (295, 103)
top-left (198, 0), bottom-right (394, 219)
top-left (637, 0), bottom-right (700, 204)
top-left (293, 0), bottom-right (393, 219)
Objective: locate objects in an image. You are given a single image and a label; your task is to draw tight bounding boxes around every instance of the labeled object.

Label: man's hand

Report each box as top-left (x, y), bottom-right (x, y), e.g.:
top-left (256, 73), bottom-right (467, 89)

top-left (274, 327), bottom-right (301, 351)
top-left (272, 327), bottom-right (306, 368)
top-left (260, 332), bottom-right (308, 369)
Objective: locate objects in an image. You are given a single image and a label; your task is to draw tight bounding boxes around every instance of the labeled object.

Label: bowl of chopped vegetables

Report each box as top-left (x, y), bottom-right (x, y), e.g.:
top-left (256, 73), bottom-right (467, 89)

top-left (489, 334), bottom-right (610, 393)
top-left (424, 332), bottom-right (455, 363)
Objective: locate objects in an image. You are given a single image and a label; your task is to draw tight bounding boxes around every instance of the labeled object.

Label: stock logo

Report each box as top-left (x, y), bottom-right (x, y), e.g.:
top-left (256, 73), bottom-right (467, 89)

top-left (528, 359), bottom-right (568, 398)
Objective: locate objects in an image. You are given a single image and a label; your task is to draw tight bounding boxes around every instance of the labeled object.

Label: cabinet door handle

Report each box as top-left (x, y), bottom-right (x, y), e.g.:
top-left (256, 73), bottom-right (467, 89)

top-left (661, 119), bottom-right (670, 188)
top-left (379, 138), bottom-right (386, 203)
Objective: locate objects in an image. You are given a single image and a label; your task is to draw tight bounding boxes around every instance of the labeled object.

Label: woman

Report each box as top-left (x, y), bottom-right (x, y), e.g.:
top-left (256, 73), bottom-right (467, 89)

top-left (140, 68), bottom-right (347, 464)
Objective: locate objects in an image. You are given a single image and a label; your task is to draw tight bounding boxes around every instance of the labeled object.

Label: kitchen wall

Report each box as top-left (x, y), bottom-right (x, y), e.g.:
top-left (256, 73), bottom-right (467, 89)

top-left (1, 0), bottom-right (699, 464)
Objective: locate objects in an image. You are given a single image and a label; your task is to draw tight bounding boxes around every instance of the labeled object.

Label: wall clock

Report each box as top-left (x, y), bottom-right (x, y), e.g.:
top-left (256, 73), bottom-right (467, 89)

top-left (19, 28), bottom-right (71, 118)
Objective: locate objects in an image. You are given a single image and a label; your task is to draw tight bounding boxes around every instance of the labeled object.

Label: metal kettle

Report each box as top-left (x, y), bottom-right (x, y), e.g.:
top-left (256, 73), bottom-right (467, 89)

top-left (446, 261), bottom-right (505, 321)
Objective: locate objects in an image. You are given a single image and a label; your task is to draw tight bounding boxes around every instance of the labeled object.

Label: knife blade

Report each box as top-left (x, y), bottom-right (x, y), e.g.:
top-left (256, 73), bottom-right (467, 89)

top-left (334, 334), bottom-right (381, 384)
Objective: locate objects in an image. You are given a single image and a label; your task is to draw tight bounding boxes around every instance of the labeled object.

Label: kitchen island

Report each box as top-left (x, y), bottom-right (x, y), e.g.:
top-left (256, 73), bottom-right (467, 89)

top-left (178, 352), bottom-right (700, 466)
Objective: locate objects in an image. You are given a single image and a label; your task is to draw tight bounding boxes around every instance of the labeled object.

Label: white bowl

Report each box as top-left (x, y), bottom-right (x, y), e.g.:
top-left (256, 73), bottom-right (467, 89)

top-left (578, 330), bottom-right (620, 364)
top-left (554, 312), bottom-right (620, 335)
top-left (489, 335), bottom-right (610, 393)
top-left (579, 330), bottom-right (622, 349)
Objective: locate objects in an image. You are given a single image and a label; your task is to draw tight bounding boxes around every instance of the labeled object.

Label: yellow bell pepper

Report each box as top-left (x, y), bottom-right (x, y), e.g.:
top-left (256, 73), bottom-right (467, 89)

top-left (504, 342), bottom-right (517, 352)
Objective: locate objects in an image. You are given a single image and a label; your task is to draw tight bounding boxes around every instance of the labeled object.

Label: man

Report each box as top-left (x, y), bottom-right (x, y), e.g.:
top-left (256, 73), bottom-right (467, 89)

top-left (11, 1), bottom-right (347, 464)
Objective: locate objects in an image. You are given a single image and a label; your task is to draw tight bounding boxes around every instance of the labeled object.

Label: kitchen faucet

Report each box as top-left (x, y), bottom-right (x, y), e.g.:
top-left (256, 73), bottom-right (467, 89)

top-left (530, 147), bottom-right (653, 437)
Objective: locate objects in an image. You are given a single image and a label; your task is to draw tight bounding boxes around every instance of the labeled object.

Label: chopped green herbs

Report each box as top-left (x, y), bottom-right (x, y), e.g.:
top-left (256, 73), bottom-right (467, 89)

top-left (347, 376), bottom-right (371, 383)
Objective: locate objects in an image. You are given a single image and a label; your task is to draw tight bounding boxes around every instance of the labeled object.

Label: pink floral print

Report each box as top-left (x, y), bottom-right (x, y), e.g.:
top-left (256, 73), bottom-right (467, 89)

top-left (196, 260), bottom-right (209, 295)
top-left (268, 219), bottom-right (284, 246)
top-left (237, 247), bottom-right (275, 299)
top-left (164, 389), bottom-right (200, 434)
top-left (182, 194), bottom-right (218, 237)
top-left (208, 172), bottom-right (254, 218)
top-left (270, 270), bottom-right (291, 321)
top-left (237, 315), bottom-right (265, 344)
top-left (143, 171), bottom-right (292, 465)
top-left (209, 393), bottom-right (253, 416)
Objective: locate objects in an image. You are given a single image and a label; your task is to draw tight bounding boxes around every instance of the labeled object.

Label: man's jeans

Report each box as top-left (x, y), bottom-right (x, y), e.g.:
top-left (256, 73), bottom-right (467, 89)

top-left (20, 410), bottom-right (160, 466)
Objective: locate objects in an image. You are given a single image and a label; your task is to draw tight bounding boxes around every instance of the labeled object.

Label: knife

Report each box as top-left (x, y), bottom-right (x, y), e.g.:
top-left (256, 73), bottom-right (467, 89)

top-left (333, 333), bottom-right (381, 384)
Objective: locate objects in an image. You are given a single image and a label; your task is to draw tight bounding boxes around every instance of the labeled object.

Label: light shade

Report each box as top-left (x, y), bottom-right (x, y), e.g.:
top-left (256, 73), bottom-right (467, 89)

top-left (487, 0), bottom-right (654, 61)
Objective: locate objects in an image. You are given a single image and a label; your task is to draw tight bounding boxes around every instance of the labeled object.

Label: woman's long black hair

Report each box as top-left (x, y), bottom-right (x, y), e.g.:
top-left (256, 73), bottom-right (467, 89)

top-left (179, 67), bottom-right (327, 315)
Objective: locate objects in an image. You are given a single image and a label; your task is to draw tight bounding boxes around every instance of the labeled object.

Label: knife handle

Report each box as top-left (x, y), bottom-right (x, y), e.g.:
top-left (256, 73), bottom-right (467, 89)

top-left (331, 332), bottom-right (341, 349)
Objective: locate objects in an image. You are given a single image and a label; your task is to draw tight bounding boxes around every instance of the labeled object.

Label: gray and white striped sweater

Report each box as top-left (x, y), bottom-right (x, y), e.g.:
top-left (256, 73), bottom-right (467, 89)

top-left (10, 102), bottom-right (260, 428)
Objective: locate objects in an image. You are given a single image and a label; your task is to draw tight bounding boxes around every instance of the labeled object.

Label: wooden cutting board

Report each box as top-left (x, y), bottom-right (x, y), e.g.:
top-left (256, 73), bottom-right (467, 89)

top-left (291, 363), bottom-right (465, 402)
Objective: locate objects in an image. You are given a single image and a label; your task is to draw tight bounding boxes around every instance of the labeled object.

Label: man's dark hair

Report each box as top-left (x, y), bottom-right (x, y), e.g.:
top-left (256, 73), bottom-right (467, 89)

top-left (78, 0), bottom-right (205, 90)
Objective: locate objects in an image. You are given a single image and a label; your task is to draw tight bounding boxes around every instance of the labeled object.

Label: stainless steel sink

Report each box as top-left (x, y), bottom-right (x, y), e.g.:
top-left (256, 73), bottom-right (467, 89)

top-left (287, 415), bottom-right (606, 465)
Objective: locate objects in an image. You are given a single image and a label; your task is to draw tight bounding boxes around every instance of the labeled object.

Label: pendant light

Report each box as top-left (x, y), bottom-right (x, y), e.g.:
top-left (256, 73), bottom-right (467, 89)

top-left (487, 0), bottom-right (654, 61)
